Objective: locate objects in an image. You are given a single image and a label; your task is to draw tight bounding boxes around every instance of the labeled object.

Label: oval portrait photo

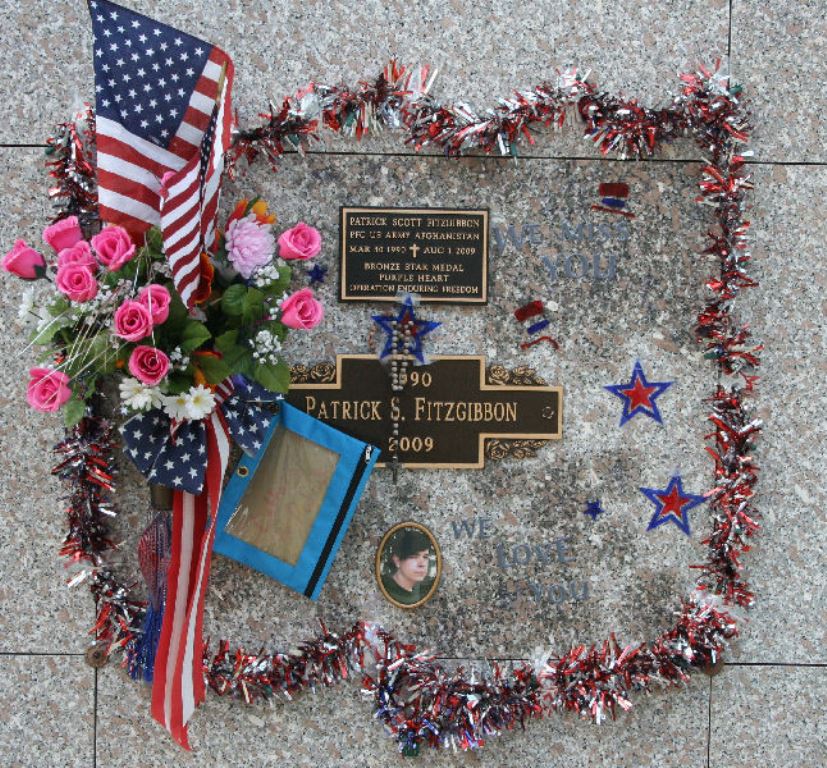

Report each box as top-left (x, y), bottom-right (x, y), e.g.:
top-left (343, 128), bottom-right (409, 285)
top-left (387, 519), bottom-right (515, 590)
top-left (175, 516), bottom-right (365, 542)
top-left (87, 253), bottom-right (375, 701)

top-left (376, 522), bottom-right (441, 609)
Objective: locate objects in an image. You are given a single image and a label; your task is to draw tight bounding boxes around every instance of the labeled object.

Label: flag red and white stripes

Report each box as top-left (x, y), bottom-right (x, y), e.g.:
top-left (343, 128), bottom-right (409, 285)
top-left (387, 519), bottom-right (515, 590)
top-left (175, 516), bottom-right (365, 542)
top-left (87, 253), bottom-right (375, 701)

top-left (95, 48), bottom-right (233, 246)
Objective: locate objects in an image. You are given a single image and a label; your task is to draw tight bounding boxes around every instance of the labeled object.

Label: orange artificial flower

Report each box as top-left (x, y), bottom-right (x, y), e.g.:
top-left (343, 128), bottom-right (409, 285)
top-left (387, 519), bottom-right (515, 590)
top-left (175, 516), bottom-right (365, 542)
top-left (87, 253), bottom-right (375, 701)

top-left (191, 350), bottom-right (222, 390)
top-left (190, 252), bottom-right (215, 305)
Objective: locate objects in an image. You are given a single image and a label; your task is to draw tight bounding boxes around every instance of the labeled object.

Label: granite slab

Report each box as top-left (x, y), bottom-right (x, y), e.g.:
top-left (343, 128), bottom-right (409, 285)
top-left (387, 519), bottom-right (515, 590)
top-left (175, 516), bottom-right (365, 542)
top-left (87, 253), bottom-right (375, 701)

top-left (95, 659), bottom-right (709, 766)
top-left (710, 666), bottom-right (826, 768)
top-left (0, 0), bottom-right (729, 156)
top-left (0, 149), bottom-right (92, 653)
top-left (726, 164), bottom-right (827, 663)
top-left (731, 0), bottom-right (827, 162)
top-left (0, 656), bottom-right (94, 768)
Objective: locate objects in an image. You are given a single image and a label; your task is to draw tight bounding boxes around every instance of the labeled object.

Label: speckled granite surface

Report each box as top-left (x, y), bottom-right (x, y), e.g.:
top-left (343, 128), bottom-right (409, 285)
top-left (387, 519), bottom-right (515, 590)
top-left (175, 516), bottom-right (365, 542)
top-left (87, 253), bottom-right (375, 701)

top-left (1, 1), bottom-right (826, 766)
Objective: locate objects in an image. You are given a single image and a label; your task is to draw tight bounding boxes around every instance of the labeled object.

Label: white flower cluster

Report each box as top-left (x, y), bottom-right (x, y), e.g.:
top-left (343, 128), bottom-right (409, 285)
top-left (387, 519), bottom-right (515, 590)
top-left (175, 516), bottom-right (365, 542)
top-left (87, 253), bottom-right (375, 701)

top-left (168, 346), bottom-right (191, 371)
top-left (250, 259), bottom-right (287, 288)
top-left (162, 384), bottom-right (216, 421)
top-left (251, 328), bottom-right (282, 366)
top-left (119, 378), bottom-right (216, 421)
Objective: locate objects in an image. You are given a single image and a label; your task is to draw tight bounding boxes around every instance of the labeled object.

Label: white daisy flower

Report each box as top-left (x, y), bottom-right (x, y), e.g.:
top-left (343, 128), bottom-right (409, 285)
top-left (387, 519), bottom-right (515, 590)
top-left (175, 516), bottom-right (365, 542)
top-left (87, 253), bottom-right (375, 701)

top-left (17, 287), bottom-right (36, 322)
top-left (185, 384), bottom-right (215, 421)
top-left (163, 392), bottom-right (191, 421)
top-left (119, 377), bottom-right (162, 411)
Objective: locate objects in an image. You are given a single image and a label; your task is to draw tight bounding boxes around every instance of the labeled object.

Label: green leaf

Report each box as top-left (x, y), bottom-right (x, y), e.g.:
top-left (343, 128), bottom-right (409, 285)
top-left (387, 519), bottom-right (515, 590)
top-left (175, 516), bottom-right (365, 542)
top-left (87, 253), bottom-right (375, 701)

top-left (162, 289), bottom-right (188, 334)
top-left (214, 329), bottom-right (239, 353)
top-left (241, 287), bottom-right (265, 325)
top-left (165, 372), bottom-right (193, 395)
top-left (221, 284), bottom-right (247, 316)
top-left (180, 320), bottom-right (211, 353)
top-left (30, 321), bottom-right (63, 347)
top-left (63, 397), bottom-right (87, 429)
top-left (144, 227), bottom-right (164, 254)
top-left (48, 296), bottom-right (70, 317)
top-left (253, 360), bottom-right (290, 393)
top-left (196, 354), bottom-right (232, 385)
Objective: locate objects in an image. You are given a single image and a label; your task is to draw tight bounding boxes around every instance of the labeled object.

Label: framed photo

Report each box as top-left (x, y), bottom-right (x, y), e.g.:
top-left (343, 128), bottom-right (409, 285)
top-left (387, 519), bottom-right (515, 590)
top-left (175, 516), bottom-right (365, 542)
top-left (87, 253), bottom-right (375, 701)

top-left (375, 522), bottom-right (441, 609)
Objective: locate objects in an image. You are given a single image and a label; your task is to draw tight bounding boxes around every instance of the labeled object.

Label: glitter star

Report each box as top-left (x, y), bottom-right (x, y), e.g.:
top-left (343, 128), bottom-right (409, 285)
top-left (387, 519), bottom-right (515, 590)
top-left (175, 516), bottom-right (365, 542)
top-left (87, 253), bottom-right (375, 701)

top-left (372, 295), bottom-right (440, 364)
top-left (640, 474), bottom-right (707, 536)
top-left (604, 361), bottom-right (673, 426)
top-left (584, 499), bottom-right (604, 521)
top-left (307, 263), bottom-right (327, 285)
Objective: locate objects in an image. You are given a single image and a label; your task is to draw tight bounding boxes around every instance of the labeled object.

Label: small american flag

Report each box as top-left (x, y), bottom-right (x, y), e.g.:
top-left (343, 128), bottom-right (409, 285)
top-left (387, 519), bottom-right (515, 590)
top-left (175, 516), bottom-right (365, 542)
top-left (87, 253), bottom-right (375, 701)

top-left (89, 0), bottom-right (234, 304)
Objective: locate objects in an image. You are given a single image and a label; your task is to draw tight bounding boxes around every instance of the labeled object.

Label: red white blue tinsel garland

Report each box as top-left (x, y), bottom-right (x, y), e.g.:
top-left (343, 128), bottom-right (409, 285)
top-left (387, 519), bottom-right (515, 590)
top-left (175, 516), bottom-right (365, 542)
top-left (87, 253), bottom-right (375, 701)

top-left (50, 59), bottom-right (759, 753)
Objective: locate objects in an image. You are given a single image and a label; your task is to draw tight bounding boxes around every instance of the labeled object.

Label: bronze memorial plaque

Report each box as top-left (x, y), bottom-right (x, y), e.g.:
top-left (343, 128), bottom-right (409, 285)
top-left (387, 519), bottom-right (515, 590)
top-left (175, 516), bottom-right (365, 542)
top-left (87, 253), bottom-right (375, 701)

top-left (339, 207), bottom-right (488, 303)
top-left (288, 355), bottom-right (561, 468)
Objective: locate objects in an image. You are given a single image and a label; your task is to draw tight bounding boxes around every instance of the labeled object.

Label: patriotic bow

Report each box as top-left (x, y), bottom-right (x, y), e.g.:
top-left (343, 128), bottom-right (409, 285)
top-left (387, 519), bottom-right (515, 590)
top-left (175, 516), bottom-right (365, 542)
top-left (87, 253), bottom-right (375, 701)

top-left (120, 375), bottom-right (280, 749)
top-left (121, 376), bottom-right (280, 493)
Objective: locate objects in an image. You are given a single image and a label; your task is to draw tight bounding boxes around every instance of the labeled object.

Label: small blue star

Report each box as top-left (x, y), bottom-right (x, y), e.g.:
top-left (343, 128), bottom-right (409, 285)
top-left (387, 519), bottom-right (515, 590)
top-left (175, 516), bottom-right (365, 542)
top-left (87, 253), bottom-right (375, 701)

top-left (640, 474), bottom-right (707, 536)
top-left (605, 360), bottom-right (673, 426)
top-left (307, 263), bottom-right (327, 285)
top-left (372, 295), bottom-right (440, 364)
top-left (584, 499), bottom-right (604, 521)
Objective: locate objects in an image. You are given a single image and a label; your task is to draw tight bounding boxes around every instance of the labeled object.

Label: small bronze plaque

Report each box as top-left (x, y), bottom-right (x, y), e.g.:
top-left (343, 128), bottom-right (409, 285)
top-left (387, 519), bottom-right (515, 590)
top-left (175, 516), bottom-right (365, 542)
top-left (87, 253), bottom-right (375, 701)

top-left (339, 207), bottom-right (488, 303)
top-left (288, 355), bottom-right (561, 469)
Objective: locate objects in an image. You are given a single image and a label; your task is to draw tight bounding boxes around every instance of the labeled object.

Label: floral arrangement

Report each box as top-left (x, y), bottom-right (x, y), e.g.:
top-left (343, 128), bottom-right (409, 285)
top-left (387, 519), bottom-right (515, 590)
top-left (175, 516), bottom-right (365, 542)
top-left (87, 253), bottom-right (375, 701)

top-left (5, 200), bottom-right (324, 427)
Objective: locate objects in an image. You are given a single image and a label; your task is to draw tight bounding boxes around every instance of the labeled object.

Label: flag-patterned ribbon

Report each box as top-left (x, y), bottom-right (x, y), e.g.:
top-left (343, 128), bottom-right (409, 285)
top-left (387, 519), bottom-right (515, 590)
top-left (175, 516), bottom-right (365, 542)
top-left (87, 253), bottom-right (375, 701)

top-left (120, 377), bottom-right (280, 747)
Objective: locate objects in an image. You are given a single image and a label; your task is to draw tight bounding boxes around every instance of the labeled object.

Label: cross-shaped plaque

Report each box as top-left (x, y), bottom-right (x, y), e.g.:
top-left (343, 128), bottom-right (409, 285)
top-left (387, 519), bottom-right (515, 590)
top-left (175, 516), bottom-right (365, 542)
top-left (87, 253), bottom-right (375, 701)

top-left (288, 355), bottom-right (562, 468)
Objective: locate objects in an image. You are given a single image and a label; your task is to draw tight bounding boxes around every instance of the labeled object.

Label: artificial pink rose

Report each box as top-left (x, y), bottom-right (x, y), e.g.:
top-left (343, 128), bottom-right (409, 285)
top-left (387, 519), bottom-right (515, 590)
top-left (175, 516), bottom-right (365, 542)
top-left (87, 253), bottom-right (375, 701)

top-left (113, 299), bottom-right (153, 341)
top-left (42, 216), bottom-right (83, 253)
top-left (279, 288), bottom-right (324, 330)
top-left (138, 284), bottom-right (171, 325)
top-left (57, 241), bottom-right (97, 272)
top-left (2, 240), bottom-right (46, 279)
top-left (128, 345), bottom-right (170, 386)
top-left (277, 222), bottom-right (322, 261)
top-left (55, 263), bottom-right (98, 303)
top-left (26, 367), bottom-right (72, 413)
top-left (91, 226), bottom-right (136, 271)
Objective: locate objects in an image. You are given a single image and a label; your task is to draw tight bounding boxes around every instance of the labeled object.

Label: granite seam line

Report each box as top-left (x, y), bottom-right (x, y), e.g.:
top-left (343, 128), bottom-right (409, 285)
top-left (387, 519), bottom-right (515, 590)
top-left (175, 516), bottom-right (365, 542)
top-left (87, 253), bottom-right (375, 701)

top-left (93, 667), bottom-right (98, 768)
top-left (3, 143), bottom-right (827, 168)
top-left (727, 0), bottom-right (734, 63)
top-left (706, 675), bottom-right (713, 768)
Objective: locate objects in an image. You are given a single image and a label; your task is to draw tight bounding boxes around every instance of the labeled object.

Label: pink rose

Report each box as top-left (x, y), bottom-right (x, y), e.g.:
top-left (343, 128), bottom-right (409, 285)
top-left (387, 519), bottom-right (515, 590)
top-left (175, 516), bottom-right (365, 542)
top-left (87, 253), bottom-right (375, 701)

top-left (113, 299), bottom-right (153, 341)
top-left (128, 345), bottom-right (170, 386)
top-left (280, 288), bottom-right (324, 330)
top-left (57, 241), bottom-right (97, 272)
top-left (138, 284), bottom-right (171, 325)
top-left (277, 222), bottom-right (322, 261)
top-left (55, 263), bottom-right (98, 303)
top-left (91, 226), bottom-right (136, 271)
top-left (42, 216), bottom-right (83, 253)
top-left (26, 367), bottom-right (72, 413)
top-left (2, 240), bottom-right (46, 279)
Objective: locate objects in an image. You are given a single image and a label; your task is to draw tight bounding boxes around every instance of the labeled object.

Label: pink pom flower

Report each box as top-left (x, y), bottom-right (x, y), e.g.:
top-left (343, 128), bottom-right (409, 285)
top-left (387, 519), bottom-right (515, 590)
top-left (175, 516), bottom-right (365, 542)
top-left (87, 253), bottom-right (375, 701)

top-left (225, 214), bottom-right (275, 279)
top-left (42, 216), bottom-right (83, 253)
top-left (113, 299), bottom-right (153, 341)
top-left (2, 240), bottom-right (46, 279)
top-left (280, 288), bottom-right (324, 330)
top-left (57, 241), bottom-right (97, 272)
top-left (91, 226), bottom-right (136, 271)
top-left (277, 221), bottom-right (322, 261)
top-left (55, 263), bottom-right (98, 303)
top-left (128, 345), bottom-right (170, 386)
top-left (26, 367), bottom-right (72, 412)
top-left (138, 284), bottom-right (171, 326)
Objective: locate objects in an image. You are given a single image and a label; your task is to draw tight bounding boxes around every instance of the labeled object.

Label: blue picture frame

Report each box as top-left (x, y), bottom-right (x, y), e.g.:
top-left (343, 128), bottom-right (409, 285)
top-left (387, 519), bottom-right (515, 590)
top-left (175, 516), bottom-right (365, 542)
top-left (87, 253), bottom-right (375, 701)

top-left (214, 403), bottom-right (380, 600)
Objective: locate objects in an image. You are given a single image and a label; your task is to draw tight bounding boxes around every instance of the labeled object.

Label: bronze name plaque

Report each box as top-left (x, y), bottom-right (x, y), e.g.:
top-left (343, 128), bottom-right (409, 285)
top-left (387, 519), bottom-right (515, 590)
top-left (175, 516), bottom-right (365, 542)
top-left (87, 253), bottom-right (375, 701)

top-left (288, 355), bottom-right (562, 468)
top-left (339, 207), bottom-right (488, 303)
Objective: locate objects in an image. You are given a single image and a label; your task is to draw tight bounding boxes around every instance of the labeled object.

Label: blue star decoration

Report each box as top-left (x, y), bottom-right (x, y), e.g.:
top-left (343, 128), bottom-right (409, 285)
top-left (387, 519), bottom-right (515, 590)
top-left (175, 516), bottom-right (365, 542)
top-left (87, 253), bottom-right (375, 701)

top-left (584, 499), bottom-right (604, 521)
top-left (604, 360), bottom-right (673, 426)
top-left (640, 474), bottom-right (708, 536)
top-left (372, 295), bottom-right (440, 364)
top-left (307, 263), bottom-right (327, 286)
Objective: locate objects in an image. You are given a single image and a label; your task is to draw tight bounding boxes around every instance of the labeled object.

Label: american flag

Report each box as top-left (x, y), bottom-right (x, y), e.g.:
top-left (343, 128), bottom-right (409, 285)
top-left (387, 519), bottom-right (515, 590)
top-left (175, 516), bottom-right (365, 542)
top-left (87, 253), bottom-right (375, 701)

top-left (89, 0), bottom-right (234, 305)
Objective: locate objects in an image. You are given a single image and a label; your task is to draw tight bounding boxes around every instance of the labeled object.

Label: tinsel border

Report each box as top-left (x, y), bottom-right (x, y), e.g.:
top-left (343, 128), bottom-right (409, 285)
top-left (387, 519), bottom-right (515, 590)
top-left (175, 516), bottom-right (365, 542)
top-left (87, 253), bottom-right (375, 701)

top-left (48, 60), bottom-right (760, 753)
